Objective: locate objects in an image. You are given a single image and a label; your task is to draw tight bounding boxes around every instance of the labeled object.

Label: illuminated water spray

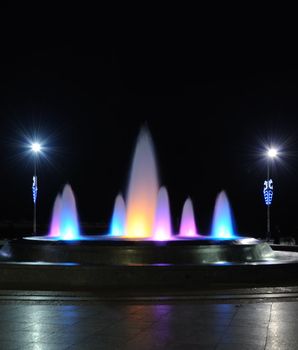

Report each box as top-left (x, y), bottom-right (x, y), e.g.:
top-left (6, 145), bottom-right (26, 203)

top-left (46, 128), bottom-right (240, 242)
top-left (48, 184), bottom-right (80, 240)
top-left (125, 127), bottom-right (159, 238)
top-left (48, 195), bottom-right (62, 238)
top-left (211, 191), bottom-right (237, 239)
top-left (110, 194), bottom-right (126, 236)
top-left (153, 187), bottom-right (172, 241)
top-left (178, 198), bottom-right (198, 237)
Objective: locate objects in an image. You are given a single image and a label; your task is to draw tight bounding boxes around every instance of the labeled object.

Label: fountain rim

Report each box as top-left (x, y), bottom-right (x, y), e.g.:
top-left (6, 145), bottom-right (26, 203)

top-left (22, 236), bottom-right (260, 247)
top-left (1, 236), bottom-right (291, 268)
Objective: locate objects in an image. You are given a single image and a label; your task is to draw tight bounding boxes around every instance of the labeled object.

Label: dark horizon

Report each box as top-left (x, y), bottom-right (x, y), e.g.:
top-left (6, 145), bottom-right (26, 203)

top-left (1, 27), bottom-right (298, 239)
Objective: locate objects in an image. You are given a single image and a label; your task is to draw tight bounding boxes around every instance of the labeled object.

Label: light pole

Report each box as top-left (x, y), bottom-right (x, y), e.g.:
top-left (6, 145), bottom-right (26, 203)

top-left (263, 147), bottom-right (278, 241)
top-left (31, 142), bottom-right (41, 234)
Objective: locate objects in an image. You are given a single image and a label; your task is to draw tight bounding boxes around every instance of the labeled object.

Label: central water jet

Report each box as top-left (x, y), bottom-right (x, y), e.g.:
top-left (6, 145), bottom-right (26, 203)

top-left (125, 127), bottom-right (159, 238)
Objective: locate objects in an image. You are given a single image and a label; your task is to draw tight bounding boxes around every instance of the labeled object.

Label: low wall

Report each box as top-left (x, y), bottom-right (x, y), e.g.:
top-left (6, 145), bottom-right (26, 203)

top-left (1, 261), bottom-right (298, 291)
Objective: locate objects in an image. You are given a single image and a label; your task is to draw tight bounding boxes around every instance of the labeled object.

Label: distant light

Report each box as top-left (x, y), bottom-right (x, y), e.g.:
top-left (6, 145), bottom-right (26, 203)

top-left (267, 148), bottom-right (278, 158)
top-left (31, 142), bottom-right (41, 153)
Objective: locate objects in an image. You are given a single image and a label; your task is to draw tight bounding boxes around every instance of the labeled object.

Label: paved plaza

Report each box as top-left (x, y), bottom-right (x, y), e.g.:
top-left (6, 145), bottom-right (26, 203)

top-left (1, 290), bottom-right (298, 349)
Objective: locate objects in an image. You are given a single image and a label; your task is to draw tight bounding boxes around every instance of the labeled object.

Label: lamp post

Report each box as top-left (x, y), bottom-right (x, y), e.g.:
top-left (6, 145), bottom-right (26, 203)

top-left (31, 142), bottom-right (41, 234)
top-left (263, 148), bottom-right (277, 241)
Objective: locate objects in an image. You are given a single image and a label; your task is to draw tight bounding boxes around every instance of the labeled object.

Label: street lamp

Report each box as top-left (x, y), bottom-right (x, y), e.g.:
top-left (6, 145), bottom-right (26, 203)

top-left (263, 147), bottom-right (278, 241)
top-left (31, 142), bottom-right (41, 234)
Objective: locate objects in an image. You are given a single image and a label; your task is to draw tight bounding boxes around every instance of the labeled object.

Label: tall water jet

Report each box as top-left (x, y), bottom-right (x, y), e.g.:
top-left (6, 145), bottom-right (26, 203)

top-left (153, 187), bottom-right (172, 241)
top-left (110, 194), bottom-right (126, 237)
top-left (125, 127), bottom-right (159, 238)
top-left (211, 190), bottom-right (237, 239)
top-left (48, 184), bottom-right (80, 240)
top-left (178, 198), bottom-right (198, 237)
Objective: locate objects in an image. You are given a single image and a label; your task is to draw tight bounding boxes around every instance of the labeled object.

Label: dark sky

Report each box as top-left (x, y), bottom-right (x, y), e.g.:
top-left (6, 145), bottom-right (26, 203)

top-left (1, 17), bottom-right (298, 237)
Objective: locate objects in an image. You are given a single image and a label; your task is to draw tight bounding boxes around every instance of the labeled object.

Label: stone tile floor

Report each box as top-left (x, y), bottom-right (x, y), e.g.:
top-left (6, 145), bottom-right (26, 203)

top-left (1, 298), bottom-right (298, 349)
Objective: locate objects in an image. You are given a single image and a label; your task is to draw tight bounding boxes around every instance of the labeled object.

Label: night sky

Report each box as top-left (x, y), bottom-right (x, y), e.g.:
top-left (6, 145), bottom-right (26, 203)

top-left (1, 20), bottom-right (298, 238)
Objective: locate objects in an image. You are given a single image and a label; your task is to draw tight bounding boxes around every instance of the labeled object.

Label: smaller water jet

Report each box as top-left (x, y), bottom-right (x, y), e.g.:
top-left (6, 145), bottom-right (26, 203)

top-left (48, 195), bottom-right (62, 238)
top-left (110, 194), bottom-right (126, 237)
top-left (48, 184), bottom-right (80, 240)
top-left (211, 191), bottom-right (237, 239)
top-left (153, 187), bottom-right (172, 241)
top-left (178, 197), bottom-right (199, 238)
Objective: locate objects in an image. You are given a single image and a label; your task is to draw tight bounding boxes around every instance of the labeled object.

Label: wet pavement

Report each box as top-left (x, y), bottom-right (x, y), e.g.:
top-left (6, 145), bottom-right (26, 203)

top-left (1, 291), bottom-right (298, 349)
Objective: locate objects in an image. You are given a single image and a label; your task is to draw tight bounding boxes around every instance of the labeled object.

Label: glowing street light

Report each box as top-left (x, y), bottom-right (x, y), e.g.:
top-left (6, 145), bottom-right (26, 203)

top-left (31, 142), bottom-right (42, 234)
top-left (267, 148), bottom-right (278, 158)
top-left (263, 147), bottom-right (278, 241)
top-left (31, 142), bottom-right (41, 153)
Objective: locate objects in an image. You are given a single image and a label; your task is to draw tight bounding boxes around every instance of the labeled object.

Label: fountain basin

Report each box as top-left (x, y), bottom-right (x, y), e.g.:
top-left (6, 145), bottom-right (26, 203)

top-left (2, 237), bottom-right (298, 291)
top-left (1, 236), bottom-right (275, 265)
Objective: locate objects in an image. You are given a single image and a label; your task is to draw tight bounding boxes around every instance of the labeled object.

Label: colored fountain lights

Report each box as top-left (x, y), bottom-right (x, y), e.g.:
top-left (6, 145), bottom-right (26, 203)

top-left (48, 185), bottom-right (80, 240)
top-left (48, 128), bottom-right (237, 240)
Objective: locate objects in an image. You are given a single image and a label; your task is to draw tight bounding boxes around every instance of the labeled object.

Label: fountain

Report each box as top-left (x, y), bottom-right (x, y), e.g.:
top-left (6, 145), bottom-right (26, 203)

top-left (153, 187), bottom-right (172, 241)
top-left (43, 127), bottom-right (237, 244)
top-left (211, 191), bottom-right (237, 239)
top-left (178, 198), bottom-right (199, 238)
top-left (125, 127), bottom-right (159, 238)
top-left (48, 184), bottom-right (81, 240)
top-left (110, 194), bottom-right (126, 237)
top-left (1, 126), bottom-right (298, 290)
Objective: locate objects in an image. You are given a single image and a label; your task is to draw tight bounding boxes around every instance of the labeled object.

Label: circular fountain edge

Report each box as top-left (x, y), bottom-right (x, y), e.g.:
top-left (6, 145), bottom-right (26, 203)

top-left (1, 237), bottom-right (298, 290)
top-left (0, 236), bottom-right (275, 265)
